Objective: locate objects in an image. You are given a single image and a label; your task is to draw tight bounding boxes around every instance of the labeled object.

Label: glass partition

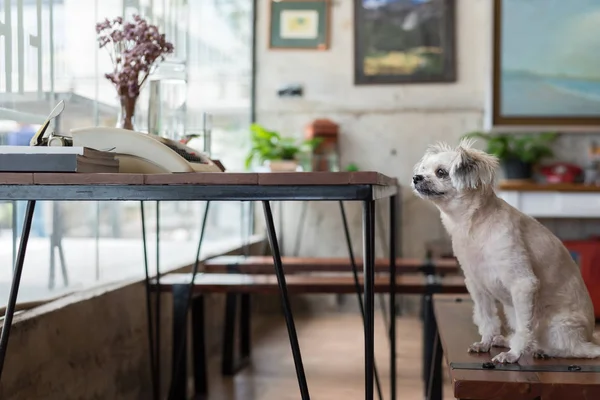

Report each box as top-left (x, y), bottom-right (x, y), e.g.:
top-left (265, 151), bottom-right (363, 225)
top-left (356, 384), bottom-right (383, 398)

top-left (0, 0), bottom-right (254, 306)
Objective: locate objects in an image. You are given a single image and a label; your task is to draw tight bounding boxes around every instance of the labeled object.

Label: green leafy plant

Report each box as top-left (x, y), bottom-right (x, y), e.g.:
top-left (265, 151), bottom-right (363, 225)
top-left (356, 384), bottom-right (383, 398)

top-left (462, 131), bottom-right (558, 164)
top-left (345, 163), bottom-right (359, 172)
top-left (245, 123), bottom-right (322, 170)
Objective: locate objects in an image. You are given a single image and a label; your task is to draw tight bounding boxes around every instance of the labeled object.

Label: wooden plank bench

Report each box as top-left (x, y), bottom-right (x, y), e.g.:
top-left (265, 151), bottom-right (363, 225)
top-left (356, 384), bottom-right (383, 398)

top-left (432, 294), bottom-right (600, 400)
top-left (202, 255), bottom-right (460, 275)
top-left (159, 273), bottom-right (467, 399)
top-left (157, 272), bottom-right (467, 294)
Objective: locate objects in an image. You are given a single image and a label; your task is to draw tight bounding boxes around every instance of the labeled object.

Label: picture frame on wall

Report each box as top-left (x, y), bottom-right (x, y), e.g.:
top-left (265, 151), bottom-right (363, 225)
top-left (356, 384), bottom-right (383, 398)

top-left (269, 0), bottom-right (330, 50)
top-left (493, 0), bottom-right (600, 127)
top-left (354, 0), bottom-right (456, 85)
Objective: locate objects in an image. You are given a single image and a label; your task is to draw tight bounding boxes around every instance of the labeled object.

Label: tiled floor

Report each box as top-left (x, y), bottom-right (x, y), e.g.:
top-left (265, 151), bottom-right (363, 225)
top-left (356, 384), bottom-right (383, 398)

top-left (204, 313), bottom-right (454, 400)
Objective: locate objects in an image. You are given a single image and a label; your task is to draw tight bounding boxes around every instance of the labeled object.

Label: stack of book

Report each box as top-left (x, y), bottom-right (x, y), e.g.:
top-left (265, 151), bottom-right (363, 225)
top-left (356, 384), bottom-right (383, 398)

top-left (0, 146), bottom-right (119, 173)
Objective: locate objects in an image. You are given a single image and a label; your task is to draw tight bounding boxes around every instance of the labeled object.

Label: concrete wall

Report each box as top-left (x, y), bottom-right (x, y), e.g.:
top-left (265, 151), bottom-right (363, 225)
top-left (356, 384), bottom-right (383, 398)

top-left (0, 241), bottom-right (271, 399)
top-left (255, 0), bottom-right (491, 258)
top-left (255, 0), bottom-right (600, 258)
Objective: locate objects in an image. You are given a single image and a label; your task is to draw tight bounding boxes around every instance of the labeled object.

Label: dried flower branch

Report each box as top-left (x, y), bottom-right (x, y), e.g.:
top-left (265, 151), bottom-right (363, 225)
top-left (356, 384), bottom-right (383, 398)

top-left (96, 15), bottom-right (174, 99)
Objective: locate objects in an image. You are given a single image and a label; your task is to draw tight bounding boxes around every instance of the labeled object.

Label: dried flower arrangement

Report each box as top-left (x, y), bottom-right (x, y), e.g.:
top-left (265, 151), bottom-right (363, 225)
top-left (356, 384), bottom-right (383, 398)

top-left (96, 15), bottom-right (174, 130)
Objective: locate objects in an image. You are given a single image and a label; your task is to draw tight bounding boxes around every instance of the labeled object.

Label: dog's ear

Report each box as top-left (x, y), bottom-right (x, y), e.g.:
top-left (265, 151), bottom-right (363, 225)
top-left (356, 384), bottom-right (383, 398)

top-left (449, 141), bottom-right (498, 191)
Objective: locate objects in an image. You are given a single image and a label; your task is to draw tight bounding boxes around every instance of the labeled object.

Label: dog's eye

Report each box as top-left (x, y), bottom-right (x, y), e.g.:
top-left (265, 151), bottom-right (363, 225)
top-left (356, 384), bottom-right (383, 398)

top-left (436, 168), bottom-right (448, 178)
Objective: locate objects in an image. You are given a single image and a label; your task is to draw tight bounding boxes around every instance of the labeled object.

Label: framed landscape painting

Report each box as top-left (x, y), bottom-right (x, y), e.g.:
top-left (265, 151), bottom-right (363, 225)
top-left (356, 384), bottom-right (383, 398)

top-left (354, 0), bottom-right (456, 84)
top-left (493, 0), bottom-right (600, 127)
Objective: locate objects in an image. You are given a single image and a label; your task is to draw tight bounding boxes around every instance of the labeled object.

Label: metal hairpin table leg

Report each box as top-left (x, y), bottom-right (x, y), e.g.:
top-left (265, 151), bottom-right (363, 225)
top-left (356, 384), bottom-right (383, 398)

top-left (0, 200), bottom-right (35, 382)
top-left (168, 201), bottom-right (211, 400)
top-left (155, 201), bottom-right (161, 398)
top-left (11, 201), bottom-right (17, 269)
top-left (423, 276), bottom-right (442, 400)
top-left (389, 195), bottom-right (397, 400)
top-left (338, 201), bottom-right (383, 400)
top-left (262, 201), bottom-right (310, 400)
top-left (363, 199), bottom-right (376, 400)
top-left (140, 201), bottom-right (158, 400)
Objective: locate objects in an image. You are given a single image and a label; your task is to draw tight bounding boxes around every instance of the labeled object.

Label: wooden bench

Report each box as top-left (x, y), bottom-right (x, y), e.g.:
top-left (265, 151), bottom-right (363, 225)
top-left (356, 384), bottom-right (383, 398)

top-left (202, 255), bottom-right (460, 275)
top-left (159, 273), bottom-right (467, 399)
top-left (432, 294), bottom-right (600, 400)
top-left (157, 272), bottom-right (466, 294)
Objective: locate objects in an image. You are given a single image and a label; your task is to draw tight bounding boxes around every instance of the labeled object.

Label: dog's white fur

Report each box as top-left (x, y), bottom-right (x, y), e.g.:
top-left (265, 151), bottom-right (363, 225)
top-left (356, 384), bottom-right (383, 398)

top-left (412, 139), bottom-right (600, 363)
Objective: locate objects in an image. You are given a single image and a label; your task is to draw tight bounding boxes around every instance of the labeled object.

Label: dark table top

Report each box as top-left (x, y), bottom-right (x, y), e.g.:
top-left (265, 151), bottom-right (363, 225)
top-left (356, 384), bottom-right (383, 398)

top-left (434, 294), bottom-right (600, 400)
top-left (0, 172), bottom-right (398, 201)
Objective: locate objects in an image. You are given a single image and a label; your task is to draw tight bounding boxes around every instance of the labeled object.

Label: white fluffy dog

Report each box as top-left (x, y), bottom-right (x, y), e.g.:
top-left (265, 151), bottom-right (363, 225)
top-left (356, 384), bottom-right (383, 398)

top-left (411, 139), bottom-right (600, 363)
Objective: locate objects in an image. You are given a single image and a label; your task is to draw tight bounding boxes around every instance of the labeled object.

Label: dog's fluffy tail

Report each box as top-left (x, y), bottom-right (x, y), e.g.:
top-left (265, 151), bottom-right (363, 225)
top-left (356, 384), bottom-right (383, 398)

top-left (566, 335), bottom-right (600, 358)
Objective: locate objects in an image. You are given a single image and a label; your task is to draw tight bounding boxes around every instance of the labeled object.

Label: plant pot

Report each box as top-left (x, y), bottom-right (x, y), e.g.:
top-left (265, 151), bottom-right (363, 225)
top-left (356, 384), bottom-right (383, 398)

top-left (267, 160), bottom-right (299, 172)
top-left (501, 158), bottom-right (533, 180)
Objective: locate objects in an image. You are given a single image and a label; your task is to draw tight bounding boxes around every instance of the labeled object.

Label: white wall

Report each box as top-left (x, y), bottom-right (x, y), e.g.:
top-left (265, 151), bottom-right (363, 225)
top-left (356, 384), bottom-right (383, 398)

top-left (255, 0), bottom-right (493, 257)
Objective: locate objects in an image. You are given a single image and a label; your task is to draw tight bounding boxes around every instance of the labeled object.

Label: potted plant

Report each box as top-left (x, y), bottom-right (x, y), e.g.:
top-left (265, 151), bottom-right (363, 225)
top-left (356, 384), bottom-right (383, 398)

top-left (462, 131), bottom-right (558, 180)
top-left (245, 123), bottom-right (322, 172)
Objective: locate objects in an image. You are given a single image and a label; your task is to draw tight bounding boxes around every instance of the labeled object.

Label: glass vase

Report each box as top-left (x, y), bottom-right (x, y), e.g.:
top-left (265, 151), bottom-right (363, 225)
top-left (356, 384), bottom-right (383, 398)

top-left (116, 95), bottom-right (138, 131)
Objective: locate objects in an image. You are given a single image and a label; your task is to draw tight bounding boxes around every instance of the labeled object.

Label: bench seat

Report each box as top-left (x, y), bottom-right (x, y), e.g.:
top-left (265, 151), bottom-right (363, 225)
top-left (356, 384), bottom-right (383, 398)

top-left (434, 294), bottom-right (600, 400)
top-left (156, 272), bottom-right (467, 294)
top-left (202, 255), bottom-right (460, 275)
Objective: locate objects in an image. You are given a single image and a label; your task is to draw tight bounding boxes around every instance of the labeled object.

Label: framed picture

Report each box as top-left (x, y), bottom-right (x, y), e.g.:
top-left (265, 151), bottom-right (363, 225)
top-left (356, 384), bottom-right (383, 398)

top-left (493, 0), bottom-right (600, 127)
top-left (354, 0), bottom-right (456, 85)
top-left (269, 0), bottom-right (330, 50)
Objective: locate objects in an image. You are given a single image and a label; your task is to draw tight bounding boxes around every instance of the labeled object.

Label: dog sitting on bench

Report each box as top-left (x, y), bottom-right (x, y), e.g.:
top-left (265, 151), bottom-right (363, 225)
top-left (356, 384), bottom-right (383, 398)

top-left (411, 139), bottom-right (600, 364)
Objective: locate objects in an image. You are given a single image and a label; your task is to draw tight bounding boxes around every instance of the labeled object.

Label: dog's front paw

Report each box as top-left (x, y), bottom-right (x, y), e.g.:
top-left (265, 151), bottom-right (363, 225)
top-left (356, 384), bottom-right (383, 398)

top-left (468, 341), bottom-right (491, 353)
top-left (491, 335), bottom-right (510, 348)
top-left (492, 351), bottom-right (521, 364)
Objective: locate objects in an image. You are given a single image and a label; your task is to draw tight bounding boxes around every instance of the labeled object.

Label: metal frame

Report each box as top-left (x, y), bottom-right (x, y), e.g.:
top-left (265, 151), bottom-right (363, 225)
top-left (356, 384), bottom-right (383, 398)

top-left (167, 201), bottom-right (211, 400)
top-left (0, 200), bottom-right (36, 378)
top-left (0, 184), bottom-right (394, 202)
top-left (0, 182), bottom-right (397, 400)
top-left (339, 201), bottom-right (384, 400)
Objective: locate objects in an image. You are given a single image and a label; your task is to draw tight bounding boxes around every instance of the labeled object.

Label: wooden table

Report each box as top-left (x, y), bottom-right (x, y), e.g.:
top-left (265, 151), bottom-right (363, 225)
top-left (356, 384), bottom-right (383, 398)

top-left (0, 171), bottom-right (398, 400)
top-left (433, 294), bottom-right (600, 400)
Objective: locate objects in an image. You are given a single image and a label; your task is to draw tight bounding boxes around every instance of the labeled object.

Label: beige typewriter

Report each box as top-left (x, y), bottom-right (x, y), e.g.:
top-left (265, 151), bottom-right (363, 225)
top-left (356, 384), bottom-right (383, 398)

top-left (29, 100), bottom-right (221, 174)
top-left (68, 127), bottom-right (222, 174)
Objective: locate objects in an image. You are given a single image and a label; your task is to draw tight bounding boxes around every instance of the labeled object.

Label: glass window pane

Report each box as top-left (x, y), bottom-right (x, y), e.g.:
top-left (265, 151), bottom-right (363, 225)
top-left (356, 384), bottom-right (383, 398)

top-left (0, 0), bottom-right (253, 306)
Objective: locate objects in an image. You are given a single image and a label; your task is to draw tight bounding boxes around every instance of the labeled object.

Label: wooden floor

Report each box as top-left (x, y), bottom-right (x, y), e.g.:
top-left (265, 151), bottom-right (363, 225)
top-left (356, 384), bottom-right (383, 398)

top-left (204, 313), bottom-right (454, 400)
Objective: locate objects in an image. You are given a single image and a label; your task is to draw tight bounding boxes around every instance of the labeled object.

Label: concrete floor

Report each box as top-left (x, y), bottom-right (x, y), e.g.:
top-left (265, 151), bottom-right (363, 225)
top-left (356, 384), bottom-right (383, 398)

top-left (203, 313), bottom-right (454, 400)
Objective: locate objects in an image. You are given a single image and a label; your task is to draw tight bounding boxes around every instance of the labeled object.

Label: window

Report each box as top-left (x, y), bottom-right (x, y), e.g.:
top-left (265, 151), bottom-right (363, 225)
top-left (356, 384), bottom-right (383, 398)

top-left (0, 0), bottom-right (254, 306)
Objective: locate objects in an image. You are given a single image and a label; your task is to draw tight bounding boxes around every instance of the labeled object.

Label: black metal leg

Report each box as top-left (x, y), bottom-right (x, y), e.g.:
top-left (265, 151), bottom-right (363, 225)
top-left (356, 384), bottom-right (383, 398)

top-left (262, 201), bottom-right (310, 400)
top-left (155, 201), bottom-right (162, 398)
top-left (240, 293), bottom-right (251, 359)
top-left (192, 295), bottom-right (208, 397)
top-left (338, 201), bottom-right (383, 400)
top-left (423, 289), bottom-right (442, 400)
top-left (11, 201), bottom-right (17, 268)
top-left (167, 201), bottom-right (211, 400)
top-left (221, 291), bottom-right (252, 376)
top-left (221, 293), bottom-right (237, 375)
top-left (362, 200), bottom-right (376, 400)
top-left (170, 284), bottom-right (188, 400)
top-left (0, 200), bottom-right (35, 381)
top-left (389, 195), bottom-right (397, 400)
top-left (57, 241), bottom-right (68, 286)
top-left (140, 201), bottom-right (158, 400)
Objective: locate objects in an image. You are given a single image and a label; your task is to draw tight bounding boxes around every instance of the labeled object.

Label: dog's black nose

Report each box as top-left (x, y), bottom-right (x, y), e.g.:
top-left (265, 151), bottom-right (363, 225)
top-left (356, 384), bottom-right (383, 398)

top-left (413, 175), bottom-right (424, 184)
